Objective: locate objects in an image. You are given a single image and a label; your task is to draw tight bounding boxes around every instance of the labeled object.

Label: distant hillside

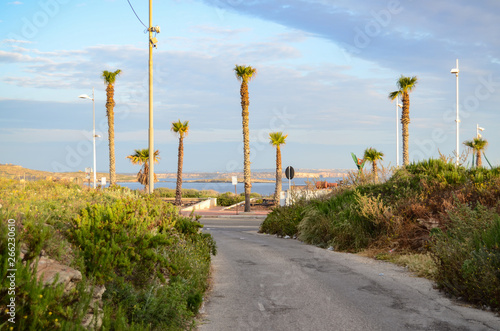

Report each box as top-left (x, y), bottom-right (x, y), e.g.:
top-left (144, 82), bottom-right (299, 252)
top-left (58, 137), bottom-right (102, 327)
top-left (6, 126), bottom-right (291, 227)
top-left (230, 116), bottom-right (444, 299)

top-left (0, 164), bottom-right (135, 182)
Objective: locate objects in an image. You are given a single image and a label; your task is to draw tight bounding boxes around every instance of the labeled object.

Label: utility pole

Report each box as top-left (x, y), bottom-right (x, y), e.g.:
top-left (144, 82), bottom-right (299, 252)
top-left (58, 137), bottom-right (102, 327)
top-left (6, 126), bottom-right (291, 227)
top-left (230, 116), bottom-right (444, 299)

top-left (148, 0), bottom-right (154, 194)
top-left (451, 59), bottom-right (460, 166)
top-left (92, 87), bottom-right (96, 189)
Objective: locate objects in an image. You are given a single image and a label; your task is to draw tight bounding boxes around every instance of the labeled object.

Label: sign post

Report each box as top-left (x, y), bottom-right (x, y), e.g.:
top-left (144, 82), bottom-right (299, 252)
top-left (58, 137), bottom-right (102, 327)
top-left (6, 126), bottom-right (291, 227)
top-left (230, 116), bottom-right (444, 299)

top-left (285, 166), bottom-right (295, 206)
top-left (85, 167), bottom-right (91, 188)
top-left (232, 176), bottom-right (238, 215)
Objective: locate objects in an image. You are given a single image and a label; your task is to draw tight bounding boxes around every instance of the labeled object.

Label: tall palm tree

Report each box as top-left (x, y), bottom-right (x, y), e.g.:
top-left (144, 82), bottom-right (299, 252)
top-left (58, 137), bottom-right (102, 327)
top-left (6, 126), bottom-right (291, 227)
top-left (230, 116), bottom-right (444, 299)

top-left (126, 148), bottom-right (160, 192)
top-left (389, 75), bottom-right (418, 166)
top-left (363, 147), bottom-right (384, 179)
top-left (269, 132), bottom-right (287, 206)
top-left (102, 69), bottom-right (122, 186)
top-left (463, 137), bottom-right (488, 167)
top-left (171, 120), bottom-right (189, 206)
top-left (234, 64), bottom-right (257, 212)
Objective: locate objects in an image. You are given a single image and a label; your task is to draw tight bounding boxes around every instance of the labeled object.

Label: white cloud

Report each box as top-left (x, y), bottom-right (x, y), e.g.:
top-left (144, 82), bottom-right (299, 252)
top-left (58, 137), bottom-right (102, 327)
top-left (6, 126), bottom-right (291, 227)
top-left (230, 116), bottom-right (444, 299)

top-left (0, 50), bottom-right (36, 63)
top-left (192, 25), bottom-right (251, 37)
top-left (0, 128), bottom-right (89, 143)
top-left (8, 1), bottom-right (23, 4)
top-left (3, 39), bottom-right (33, 44)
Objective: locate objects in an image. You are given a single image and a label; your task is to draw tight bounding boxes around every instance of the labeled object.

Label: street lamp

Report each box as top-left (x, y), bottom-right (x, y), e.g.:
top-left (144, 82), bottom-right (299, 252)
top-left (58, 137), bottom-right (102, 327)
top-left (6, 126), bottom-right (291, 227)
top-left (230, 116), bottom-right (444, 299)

top-left (451, 59), bottom-right (460, 165)
top-left (477, 124), bottom-right (485, 138)
top-left (79, 88), bottom-right (97, 189)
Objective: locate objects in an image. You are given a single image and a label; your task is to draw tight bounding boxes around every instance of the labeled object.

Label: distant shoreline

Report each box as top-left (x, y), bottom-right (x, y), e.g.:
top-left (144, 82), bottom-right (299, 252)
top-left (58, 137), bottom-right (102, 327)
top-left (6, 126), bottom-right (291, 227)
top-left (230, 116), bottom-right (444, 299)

top-left (0, 164), bottom-right (349, 184)
top-left (184, 178), bottom-right (275, 183)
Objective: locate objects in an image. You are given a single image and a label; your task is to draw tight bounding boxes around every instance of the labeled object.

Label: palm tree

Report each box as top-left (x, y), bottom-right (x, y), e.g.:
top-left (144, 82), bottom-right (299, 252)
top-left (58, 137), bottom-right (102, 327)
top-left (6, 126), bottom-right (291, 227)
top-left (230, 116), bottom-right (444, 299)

top-left (463, 137), bottom-right (488, 167)
top-left (126, 148), bottom-right (160, 192)
top-left (269, 132), bottom-right (287, 206)
top-left (102, 69), bottom-right (122, 186)
top-left (389, 75), bottom-right (418, 166)
top-left (234, 64), bottom-right (257, 212)
top-left (363, 147), bottom-right (384, 179)
top-left (171, 120), bottom-right (189, 206)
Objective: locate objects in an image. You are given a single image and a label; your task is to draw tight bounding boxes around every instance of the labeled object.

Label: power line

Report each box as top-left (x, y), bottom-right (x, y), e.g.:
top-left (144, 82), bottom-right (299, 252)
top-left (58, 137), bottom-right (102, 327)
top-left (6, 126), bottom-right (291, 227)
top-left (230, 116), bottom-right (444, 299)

top-left (126, 0), bottom-right (148, 29)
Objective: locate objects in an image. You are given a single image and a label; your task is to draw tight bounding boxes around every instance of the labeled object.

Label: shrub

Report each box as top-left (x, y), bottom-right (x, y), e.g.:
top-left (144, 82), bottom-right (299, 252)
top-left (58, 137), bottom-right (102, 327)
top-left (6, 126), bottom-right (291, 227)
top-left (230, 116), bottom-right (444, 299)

top-left (217, 192), bottom-right (244, 206)
top-left (297, 190), bottom-right (390, 251)
top-left (430, 203), bottom-right (500, 308)
top-left (259, 202), bottom-right (307, 236)
top-left (70, 196), bottom-right (179, 285)
top-left (154, 187), bottom-right (218, 198)
top-left (0, 220), bottom-right (92, 330)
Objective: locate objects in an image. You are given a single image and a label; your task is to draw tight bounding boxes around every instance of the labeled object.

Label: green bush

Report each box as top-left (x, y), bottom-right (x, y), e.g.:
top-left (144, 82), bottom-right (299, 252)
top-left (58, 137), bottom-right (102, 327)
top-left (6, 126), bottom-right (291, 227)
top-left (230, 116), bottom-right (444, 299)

top-left (259, 202), bottom-right (306, 236)
top-left (217, 192), bottom-right (262, 206)
top-left (297, 190), bottom-right (387, 251)
top-left (154, 187), bottom-right (218, 198)
top-left (70, 194), bottom-right (216, 328)
top-left (217, 192), bottom-right (244, 206)
top-left (430, 203), bottom-right (500, 308)
top-left (0, 220), bottom-right (92, 331)
top-left (103, 280), bottom-right (195, 330)
top-left (70, 196), bottom-right (178, 285)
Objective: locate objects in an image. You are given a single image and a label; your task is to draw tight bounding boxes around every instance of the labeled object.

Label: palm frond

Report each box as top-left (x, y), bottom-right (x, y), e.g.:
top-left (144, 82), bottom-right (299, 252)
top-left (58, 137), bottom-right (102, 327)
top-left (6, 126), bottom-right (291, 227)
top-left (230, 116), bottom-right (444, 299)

top-left (363, 147), bottom-right (384, 161)
top-left (234, 65), bottom-right (257, 83)
top-left (171, 120), bottom-right (190, 136)
top-left (388, 90), bottom-right (400, 101)
top-left (102, 69), bottom-right (122, 85)
top-left (126, 148), bottom-right (160, 166)
top-left (269, 132), bottom-right (287, 146)
top-left (396, 75), bottom-right (418, 92)
top-left (463, 137), bottom-right (488, 151)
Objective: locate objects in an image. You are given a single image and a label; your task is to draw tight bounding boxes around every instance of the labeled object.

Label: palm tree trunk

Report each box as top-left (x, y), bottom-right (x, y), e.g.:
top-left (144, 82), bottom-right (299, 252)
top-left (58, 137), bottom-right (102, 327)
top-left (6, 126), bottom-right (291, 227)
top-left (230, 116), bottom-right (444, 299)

top-left (106, 84), bottom-right (116, 186)
top-left (144, 163), bottom-right (149, 192)
top-left (477, 150), bottom-right (482, 167)
top-left (240, 80), bottom-right (251, 212)
top-left (274, 145), bottom-right (282, 206)
top-left (175, 135), bottom-right (184, 206)
top-left (401, 92), bottom-right (410, 166)
top-left (373, 160), bottom-right (378, 182)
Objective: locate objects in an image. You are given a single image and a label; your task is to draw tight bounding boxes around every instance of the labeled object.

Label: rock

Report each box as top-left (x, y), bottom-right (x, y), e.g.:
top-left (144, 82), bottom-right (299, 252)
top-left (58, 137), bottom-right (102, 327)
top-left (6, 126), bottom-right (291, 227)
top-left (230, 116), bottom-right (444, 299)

top-left (81, 285), bottom-right (106, 329)
top-left (417, 218), bottom-right (440, 230)
top-left (33, 255), bottom-right (105, 329)
top-left (35, 256), bottom-right (82, 293)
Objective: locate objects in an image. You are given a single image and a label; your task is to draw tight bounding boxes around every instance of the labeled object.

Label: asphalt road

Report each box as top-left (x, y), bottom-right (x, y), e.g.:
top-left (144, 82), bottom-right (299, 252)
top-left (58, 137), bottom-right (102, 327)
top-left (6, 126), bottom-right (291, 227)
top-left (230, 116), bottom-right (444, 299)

top-left (197, 217), bottom-right (500, 331)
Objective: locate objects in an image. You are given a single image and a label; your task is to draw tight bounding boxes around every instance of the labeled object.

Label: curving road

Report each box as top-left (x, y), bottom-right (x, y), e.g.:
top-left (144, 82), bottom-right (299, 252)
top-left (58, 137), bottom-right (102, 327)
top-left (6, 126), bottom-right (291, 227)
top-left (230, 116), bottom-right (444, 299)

top-left (198, 217), bottom-right (500, 331)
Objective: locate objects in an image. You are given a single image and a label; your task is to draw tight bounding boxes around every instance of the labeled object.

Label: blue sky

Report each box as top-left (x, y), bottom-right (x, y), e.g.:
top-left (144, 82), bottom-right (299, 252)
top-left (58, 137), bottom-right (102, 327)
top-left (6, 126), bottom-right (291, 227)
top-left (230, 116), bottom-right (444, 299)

top-left (1, 0), bottom-right (500, 174)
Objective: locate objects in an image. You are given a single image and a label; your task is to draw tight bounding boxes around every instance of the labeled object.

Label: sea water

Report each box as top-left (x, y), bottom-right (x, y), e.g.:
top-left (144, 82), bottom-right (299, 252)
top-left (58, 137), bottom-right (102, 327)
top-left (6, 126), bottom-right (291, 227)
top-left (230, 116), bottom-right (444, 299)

top-left (116, 177), bottom-right (341, 196)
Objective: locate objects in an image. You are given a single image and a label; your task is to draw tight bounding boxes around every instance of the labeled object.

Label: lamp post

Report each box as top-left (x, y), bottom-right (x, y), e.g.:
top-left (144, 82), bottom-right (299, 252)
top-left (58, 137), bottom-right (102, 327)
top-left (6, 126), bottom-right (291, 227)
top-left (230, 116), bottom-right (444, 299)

top-left (451, 59), bottom-right (460, 165)
top-left (79, 88), bottom-right (97, 189)
top-left (477, 124), bottom-right (485, 138)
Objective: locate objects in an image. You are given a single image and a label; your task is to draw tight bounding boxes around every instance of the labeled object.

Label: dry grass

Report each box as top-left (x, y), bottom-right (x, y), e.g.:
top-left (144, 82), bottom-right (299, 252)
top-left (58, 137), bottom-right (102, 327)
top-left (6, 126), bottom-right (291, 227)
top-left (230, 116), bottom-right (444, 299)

top-left (388, 253), bottom-right (437, 279)
top-left (357, 248), bottom-right (437, 280)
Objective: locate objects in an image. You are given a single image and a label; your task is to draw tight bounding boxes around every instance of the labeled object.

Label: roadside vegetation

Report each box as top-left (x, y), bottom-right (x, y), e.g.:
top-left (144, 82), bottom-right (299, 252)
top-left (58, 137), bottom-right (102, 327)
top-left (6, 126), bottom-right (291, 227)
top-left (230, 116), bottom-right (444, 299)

top-left (153, 188), bottom-right (263, 207)
top-left (260, 158), bottom-right (500, 310)
top-left (0, 178), bottom-right (216, 330)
